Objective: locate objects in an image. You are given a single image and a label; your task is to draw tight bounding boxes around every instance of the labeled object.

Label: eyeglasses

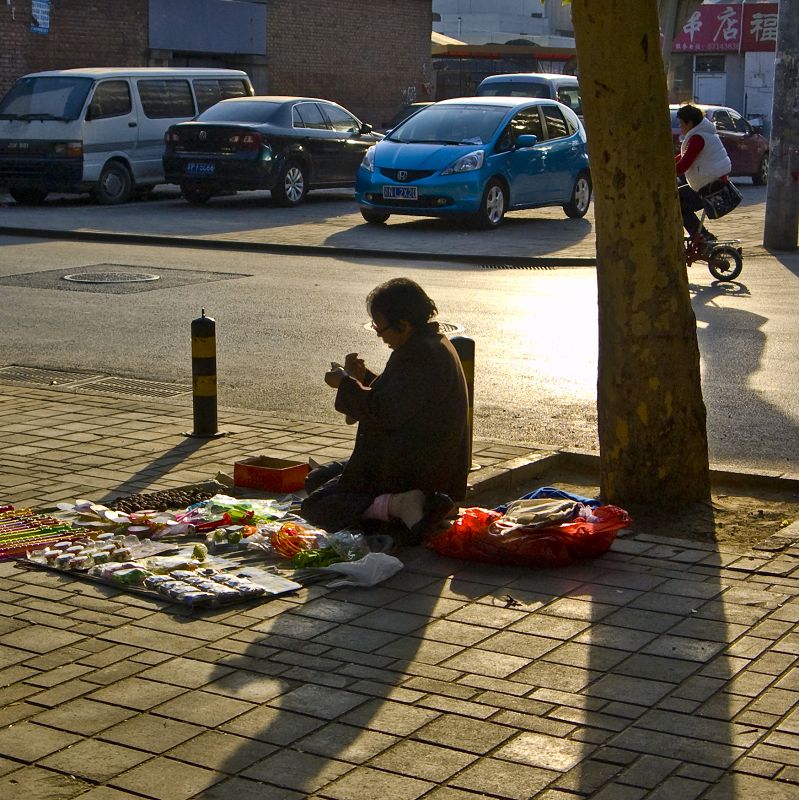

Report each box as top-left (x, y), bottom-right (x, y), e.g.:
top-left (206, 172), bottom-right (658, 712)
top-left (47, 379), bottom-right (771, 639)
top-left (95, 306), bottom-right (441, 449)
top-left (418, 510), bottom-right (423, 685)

top-left (371, 321), bottom-right (392, 335)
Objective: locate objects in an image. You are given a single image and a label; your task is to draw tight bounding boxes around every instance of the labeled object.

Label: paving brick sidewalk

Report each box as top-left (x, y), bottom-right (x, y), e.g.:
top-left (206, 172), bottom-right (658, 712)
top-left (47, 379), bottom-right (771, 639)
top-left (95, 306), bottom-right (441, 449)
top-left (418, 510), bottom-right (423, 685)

top-left (2, 382), bottom-right (799, 799)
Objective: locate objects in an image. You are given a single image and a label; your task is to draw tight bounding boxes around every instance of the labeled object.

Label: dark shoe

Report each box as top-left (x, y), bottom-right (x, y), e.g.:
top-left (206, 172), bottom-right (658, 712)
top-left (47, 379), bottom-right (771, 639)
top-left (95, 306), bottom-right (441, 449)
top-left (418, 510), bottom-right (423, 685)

top-left (407, 492), bottom-right (457, 544)
top-left (700, 228), bottom-right (717, 242)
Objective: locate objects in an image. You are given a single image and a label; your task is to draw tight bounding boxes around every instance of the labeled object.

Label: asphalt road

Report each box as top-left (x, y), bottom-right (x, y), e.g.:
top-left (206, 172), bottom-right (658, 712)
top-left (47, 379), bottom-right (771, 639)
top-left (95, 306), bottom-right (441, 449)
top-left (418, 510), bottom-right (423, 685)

top-left (0, 236), bottom-right (796, 474)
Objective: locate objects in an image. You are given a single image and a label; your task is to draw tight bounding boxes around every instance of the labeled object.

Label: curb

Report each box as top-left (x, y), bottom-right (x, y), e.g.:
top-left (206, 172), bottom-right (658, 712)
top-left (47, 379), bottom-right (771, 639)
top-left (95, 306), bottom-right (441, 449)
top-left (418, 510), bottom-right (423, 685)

top-left (469, 447), bottom-right (799, 498)
top-left (0, 225), bottom-right (598, 268)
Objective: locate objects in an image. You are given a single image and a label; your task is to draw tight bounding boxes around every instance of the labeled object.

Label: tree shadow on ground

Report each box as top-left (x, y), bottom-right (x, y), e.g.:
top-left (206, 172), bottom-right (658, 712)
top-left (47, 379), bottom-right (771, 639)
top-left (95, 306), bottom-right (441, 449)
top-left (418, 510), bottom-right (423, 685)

top-left (149, 518), bottom-right (760, 799)
top-left (689, 279), bottom-right (798, 472)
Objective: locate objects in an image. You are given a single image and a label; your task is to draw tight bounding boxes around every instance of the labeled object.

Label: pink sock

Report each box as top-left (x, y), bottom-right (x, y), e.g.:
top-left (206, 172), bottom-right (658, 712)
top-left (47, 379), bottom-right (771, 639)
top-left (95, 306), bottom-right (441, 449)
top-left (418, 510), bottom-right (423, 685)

top-left (362, 493), bottom-right (391, 521)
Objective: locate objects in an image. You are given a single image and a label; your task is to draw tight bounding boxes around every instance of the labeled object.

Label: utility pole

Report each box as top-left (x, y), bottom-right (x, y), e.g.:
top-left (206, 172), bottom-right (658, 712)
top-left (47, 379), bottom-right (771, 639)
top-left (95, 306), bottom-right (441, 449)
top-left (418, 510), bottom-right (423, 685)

top-left (763, 0), bottom-right (799, 250)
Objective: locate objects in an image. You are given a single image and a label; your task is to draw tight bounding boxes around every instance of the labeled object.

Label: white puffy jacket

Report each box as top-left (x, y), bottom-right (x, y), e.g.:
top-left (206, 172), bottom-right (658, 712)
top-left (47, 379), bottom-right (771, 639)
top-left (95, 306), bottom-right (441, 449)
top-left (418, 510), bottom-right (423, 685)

top-left (681, 116), bottom-right (731, 191)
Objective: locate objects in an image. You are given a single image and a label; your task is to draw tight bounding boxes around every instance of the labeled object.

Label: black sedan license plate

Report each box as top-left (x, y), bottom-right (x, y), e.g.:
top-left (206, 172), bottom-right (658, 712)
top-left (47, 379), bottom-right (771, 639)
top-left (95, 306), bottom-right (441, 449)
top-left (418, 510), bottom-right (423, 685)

top-left (185, 162), bottom-right (215, 176)
top-left (383, 185), bottom-right (417, 200)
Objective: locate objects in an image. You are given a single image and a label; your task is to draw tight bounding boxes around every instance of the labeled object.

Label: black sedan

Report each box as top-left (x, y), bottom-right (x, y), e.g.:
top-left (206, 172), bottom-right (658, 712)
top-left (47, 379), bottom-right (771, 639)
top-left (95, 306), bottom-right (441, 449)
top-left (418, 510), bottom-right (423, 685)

top-left (163, 96), bottom-right (382, 205)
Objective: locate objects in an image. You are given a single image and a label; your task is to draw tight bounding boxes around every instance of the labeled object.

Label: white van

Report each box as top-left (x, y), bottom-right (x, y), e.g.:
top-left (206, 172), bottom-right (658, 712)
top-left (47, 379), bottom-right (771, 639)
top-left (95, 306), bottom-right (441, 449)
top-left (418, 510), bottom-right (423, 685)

top-left (477, 73), bottom-right (582, 118)
top-left (0, 67), bottom-right (254, 204)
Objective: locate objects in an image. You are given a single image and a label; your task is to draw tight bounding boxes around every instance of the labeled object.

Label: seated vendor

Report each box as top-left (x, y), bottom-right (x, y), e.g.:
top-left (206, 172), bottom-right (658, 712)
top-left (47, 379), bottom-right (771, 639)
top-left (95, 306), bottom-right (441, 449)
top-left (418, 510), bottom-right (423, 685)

top-left (301, 278), bottom-right (470, 542)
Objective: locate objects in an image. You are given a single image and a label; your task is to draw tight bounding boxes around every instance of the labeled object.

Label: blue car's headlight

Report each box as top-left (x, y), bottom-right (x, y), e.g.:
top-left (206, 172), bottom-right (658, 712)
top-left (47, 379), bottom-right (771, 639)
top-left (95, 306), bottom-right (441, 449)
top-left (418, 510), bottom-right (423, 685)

top-left (361, 146), bottom-right (376, 173)
top-left (441, 150), bottom-right (484, 175)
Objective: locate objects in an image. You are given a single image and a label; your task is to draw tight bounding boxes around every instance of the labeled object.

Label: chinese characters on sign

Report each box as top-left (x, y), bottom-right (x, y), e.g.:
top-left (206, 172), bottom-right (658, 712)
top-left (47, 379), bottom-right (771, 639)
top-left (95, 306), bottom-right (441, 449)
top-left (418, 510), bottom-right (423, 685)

top-left (31, 0), bottom-right (51, 35)
top-left (672, 3), bottom-right (778, 53)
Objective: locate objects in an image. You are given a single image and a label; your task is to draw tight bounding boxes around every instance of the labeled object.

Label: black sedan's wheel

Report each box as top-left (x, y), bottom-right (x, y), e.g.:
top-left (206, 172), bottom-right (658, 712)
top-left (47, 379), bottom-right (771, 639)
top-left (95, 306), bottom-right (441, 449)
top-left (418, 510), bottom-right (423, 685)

top-left (93, 161), bottom-right (132, 205)
top-left (180, 183), bottom-right (213, 205)
top-left (563, 172), bottom-right (592, 218)
top-left (752, 155), bottom-right (768, 186)
top-left (9, 187), bottom-right (48, 205)
top-left (361, 209), bottom-right (390, 224)
top-left (272, 160), bottom-right (308, 206)
top-left (471, 179), bottom-right (507, 229)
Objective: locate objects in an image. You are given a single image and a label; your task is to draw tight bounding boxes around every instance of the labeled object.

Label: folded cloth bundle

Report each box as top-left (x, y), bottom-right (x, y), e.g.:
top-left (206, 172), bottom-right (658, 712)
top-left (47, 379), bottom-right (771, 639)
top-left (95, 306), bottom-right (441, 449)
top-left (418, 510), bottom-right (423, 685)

top-left (502, 498), bottom-right (580, 529)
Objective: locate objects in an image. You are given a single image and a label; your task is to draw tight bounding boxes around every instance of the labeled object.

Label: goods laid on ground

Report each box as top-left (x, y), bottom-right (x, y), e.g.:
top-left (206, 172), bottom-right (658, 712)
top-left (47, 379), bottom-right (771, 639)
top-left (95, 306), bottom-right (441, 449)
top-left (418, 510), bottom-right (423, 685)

top-left (4, 484), bottom-right (631, 612)
top-left (0, 505), bottom-right (80, 559)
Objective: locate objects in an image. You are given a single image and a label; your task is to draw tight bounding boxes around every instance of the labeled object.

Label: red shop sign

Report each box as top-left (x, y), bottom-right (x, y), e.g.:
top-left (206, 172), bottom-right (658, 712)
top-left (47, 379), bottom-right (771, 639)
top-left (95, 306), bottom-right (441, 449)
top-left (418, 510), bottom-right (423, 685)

top-left (672, 3), bottom-right (778, 53)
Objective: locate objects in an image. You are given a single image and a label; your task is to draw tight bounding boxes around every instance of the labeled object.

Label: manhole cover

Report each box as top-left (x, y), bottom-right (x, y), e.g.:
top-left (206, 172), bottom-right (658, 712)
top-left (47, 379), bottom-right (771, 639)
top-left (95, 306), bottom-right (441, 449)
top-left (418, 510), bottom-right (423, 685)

top-left (362, 320), bottom-right (464, 336)
top-left (63, 271), bottom-right (160, 284)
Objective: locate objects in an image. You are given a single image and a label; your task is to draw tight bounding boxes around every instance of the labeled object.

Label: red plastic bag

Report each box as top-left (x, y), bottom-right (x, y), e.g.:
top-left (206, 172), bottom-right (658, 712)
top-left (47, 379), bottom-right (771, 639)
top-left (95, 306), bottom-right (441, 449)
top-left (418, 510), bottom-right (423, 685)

top-left (426, 505), bottom-right (631, 569)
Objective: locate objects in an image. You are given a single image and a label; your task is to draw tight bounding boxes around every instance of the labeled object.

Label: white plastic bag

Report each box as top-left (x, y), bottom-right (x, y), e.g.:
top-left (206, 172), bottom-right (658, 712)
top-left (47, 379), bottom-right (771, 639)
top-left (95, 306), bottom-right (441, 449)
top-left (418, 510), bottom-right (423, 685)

top-left (322, 552), bottom-right (403, 588)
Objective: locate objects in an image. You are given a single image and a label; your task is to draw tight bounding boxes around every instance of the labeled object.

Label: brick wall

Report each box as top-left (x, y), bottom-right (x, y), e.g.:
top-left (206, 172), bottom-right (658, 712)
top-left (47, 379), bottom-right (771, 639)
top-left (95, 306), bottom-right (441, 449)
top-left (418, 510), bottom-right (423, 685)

top-left (266, 0), bottom-right (433, 128)
top-left (0, 0), bottom-right (433, 128)
top-left (0, 1), bottom-right (149, 97)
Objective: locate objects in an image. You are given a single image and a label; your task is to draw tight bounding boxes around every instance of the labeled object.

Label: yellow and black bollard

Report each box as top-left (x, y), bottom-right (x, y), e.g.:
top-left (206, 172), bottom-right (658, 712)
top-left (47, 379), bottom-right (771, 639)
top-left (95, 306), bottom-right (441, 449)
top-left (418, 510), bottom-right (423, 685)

top-left (188, 309), bottom-right (224, 438)
top-left (450, 335), bottom-right (478, 470)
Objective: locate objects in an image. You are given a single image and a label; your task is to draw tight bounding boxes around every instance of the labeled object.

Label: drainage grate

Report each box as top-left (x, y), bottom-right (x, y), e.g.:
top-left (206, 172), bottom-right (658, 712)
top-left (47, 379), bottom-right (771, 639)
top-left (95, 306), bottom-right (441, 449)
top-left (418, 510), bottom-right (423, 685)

top-left (362, 320), bottom-right (465, 336)
top-left (0, 365), bottom-right (103, 386)
top-left (75, 376), bottom-right (191, 398)
top-left (0, 366), bottom-right (190, 398)
top-left (480, 264), bottom-right (555, 270)
top-left (64, 270), bottom-right (160, 284)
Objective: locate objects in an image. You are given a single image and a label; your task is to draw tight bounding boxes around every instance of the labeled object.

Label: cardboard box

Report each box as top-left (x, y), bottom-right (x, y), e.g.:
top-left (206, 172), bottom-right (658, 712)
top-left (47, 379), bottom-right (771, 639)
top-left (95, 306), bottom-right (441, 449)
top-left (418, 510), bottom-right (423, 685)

top-left (233, 456), bottom-right (309, 493)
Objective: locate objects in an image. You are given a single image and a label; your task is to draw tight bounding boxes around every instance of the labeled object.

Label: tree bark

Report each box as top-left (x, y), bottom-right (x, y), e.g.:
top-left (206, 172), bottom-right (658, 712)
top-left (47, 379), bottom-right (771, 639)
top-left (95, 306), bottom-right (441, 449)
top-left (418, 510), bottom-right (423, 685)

top-left (571, 0), bottom-right (711, 507)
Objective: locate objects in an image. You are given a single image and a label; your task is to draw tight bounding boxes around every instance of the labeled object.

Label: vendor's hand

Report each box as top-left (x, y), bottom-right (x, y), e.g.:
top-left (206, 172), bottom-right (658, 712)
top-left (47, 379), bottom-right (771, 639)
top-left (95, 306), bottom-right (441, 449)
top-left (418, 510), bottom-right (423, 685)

top-left (324, 367), bottom-right (347, 389)
top-left (344, 352), bottom-right (367, 383)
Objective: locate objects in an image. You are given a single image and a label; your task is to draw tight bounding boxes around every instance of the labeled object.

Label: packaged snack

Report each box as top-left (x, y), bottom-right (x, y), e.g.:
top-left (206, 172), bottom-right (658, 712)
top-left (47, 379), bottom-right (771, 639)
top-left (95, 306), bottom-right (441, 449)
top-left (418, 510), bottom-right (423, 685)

top-left (108, 566), bottom-right (151, 585)
top-left (144, 555), bottom-right (199, 574)
top-left (192, 542), bottom-right (208, 562)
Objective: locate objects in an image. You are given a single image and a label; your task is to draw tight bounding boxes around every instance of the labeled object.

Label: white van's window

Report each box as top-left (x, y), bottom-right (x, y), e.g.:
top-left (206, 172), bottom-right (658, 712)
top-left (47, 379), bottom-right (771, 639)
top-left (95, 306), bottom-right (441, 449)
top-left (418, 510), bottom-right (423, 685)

top-left (478, 82), bottom-right (550, 99)
top-left (137, 79), bottom-right (195, 119)
top-left (557, 87), bottom-right (582, 115)
top-left (193, 78), bottom-right (250, 113)
top-left (88, 81), bottom-right (132, 120)
top-left (540, 105), bottom-right (570, 140)
top-left (0, 76), bottom-right (92, 121)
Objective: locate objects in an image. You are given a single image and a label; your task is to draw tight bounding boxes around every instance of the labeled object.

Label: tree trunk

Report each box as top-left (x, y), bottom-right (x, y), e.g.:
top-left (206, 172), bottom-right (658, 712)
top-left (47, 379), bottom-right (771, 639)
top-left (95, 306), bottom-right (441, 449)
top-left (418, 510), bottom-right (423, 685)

top-left (571, 0), bottom-right (710, 507)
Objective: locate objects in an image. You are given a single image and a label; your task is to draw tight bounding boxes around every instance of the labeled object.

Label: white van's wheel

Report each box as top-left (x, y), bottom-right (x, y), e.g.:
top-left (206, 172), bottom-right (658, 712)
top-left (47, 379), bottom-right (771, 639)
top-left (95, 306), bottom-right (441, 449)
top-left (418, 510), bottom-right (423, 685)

top-left (93, 162), bottom-right (133, 205)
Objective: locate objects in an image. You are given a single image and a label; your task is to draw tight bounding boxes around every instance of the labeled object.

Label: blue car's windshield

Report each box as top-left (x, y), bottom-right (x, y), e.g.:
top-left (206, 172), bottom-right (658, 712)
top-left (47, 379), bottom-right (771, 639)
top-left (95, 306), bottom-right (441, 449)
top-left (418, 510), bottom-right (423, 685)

top-left (389, 104), bottom-right (508, 145)
top-left (0, 76), bottom-right (93, 121)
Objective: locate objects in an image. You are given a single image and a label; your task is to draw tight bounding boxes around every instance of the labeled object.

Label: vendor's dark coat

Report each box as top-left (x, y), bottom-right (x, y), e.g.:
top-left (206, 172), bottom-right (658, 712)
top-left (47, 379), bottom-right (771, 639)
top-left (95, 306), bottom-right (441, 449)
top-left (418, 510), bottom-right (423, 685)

top-left (334, 328), bottom-right (470, 500)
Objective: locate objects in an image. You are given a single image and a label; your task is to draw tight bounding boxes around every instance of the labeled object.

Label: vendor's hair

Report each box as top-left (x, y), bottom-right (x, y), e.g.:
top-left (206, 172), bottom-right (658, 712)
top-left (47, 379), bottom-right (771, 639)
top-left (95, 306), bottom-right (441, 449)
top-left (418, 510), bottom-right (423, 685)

top-left (367, 278), bottom-right (438, 331)
top-left (676, 104), bottom-right (704, 127)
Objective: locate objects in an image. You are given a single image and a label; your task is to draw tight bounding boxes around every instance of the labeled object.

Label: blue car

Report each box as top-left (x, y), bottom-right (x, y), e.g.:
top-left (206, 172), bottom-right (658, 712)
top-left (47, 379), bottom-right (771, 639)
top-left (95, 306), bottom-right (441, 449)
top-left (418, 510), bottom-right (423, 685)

top-left (355, 97), bottom-right (591, 228)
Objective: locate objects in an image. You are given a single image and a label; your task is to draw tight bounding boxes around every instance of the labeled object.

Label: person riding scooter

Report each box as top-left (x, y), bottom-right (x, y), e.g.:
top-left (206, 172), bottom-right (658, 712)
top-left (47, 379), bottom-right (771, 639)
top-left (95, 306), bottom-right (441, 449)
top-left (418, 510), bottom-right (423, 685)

top-left (674, 104), bottom-right (732, 242)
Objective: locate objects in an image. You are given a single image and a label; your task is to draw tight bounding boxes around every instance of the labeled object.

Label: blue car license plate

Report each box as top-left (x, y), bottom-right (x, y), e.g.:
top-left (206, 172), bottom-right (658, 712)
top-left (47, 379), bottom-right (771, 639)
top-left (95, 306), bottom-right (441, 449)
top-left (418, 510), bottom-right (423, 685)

top-left (185, 162), bottom-right (215, 176)
top-left (383, 185), bottom-right (417, 200)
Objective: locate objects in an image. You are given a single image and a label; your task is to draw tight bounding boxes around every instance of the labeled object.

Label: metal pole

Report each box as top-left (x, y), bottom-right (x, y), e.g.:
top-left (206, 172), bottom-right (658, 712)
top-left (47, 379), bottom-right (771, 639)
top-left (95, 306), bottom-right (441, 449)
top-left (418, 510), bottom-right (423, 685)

top-left (450, 335), bottom-right (479, 471)
top-left (764, 0), bottom-right (799, 251)
top-left (187, 309), bottom-right (224, 438)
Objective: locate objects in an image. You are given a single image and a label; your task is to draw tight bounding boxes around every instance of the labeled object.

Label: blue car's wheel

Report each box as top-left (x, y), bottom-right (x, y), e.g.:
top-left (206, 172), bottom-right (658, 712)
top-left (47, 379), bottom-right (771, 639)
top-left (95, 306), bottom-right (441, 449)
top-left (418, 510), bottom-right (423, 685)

top-left (563, 172), bottom-right (592, 218)
top-left (472, 179), bottom-right (506, 229)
